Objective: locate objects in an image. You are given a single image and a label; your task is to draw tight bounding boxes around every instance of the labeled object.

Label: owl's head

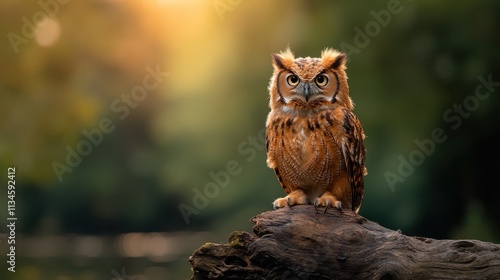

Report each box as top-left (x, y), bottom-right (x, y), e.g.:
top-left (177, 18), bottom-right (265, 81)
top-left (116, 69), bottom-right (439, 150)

top-left (268, 48), bottom-right (352, 112)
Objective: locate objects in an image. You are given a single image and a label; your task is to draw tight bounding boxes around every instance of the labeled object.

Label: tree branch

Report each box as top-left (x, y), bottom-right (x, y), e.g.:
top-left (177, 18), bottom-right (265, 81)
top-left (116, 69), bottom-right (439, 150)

top-left (189, 206), bottom-right (500, 280)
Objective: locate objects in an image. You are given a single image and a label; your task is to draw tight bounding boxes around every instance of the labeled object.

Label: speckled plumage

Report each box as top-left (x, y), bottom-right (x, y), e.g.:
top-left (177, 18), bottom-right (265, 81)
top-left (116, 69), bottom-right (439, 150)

top-left (266, 48), bottom-right (367, 212)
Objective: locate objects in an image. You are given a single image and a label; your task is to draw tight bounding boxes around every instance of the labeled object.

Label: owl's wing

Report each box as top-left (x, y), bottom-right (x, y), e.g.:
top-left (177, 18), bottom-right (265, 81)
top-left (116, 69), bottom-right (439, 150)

top-left (266, 120), bottom-right (296, 195)
top-left (265, 124), bottom-right (288, 193)
top-left (339, 109), bottom-right (366, 212)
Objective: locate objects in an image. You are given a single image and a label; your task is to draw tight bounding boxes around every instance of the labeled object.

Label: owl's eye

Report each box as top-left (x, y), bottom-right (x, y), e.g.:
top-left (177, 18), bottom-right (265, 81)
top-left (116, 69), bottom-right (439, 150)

top-left (286, 75), bottom-right (300, 86)
top-left (315, 74), bottom-right (329, 87)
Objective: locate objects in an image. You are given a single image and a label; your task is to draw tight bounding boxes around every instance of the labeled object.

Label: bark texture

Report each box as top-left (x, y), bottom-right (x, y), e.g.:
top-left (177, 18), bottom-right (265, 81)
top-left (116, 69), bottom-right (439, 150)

top-left (189, 206), bottom-right (500, 280)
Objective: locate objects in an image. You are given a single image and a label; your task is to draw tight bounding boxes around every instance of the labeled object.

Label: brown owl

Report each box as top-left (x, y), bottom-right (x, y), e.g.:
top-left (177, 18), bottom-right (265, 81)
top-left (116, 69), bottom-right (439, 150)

top-left (266, 48), bottom-right (367, 213)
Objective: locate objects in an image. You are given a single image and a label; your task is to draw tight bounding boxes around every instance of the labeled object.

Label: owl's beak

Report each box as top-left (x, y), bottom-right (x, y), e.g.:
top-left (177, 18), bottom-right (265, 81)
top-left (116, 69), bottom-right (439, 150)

top-left (304, 83), bottom-right (310, 102)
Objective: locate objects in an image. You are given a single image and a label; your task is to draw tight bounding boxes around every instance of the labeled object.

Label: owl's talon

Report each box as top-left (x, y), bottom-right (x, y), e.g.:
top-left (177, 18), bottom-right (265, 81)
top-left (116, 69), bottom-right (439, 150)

top-left (324, 199), bottom-right (330, 214)
top-left (313, 198), bottom-right (320, 213)
top-left (313, 192), bottom-right (342, 214)
top-left (313, 198), bottom-right (320, 207)
top-left (335, 201), bottom-right (342, 214)
top-left (335, 201), bottom-right (343, 211)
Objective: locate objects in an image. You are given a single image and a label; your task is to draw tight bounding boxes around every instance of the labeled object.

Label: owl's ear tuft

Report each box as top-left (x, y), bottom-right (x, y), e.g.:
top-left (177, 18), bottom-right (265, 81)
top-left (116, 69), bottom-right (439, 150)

top-left (271, 53), bottom-right (286, 70)
top-left (272, 48), bottom-right (295, 70)
top-left (321, 48), bottom-right (347, 70)
top-left (330, 53), bottom-right (346, 69)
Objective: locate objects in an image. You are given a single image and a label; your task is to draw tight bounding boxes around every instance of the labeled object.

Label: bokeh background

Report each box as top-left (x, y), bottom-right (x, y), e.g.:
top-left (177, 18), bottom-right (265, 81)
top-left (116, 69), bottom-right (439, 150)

top-left (1, 0), bottom-right (500, 279)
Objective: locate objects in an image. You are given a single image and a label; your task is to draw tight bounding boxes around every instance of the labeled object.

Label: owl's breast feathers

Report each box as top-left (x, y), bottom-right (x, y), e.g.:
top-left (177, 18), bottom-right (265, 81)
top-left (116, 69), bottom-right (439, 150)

top-left (266, 107), bottom-right (366, 211)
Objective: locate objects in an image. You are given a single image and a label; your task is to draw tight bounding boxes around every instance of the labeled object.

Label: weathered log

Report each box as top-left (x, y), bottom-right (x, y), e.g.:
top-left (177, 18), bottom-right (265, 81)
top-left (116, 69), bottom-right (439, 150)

top-left (189, 205), bottom-right (500, 280)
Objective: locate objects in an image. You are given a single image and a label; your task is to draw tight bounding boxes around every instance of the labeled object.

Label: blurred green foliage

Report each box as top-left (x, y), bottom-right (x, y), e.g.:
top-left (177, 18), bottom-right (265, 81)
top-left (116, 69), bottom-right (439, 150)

top-left (1, 0), bottom-right (500, 279)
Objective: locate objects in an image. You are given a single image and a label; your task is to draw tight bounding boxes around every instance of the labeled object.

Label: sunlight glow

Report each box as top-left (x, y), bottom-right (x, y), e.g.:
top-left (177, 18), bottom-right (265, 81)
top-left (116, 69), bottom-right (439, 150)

top-left (35, 18), bottom-right (61, 47)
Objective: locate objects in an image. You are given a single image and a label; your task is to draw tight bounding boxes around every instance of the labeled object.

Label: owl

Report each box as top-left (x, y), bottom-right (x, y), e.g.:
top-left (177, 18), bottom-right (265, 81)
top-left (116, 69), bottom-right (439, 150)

top-left (265, 48), bottom-right (367, 213)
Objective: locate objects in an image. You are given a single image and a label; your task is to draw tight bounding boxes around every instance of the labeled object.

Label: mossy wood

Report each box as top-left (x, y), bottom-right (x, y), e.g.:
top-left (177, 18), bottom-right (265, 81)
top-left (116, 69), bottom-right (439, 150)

top-left (189, 206), bottom-right (500, 280)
